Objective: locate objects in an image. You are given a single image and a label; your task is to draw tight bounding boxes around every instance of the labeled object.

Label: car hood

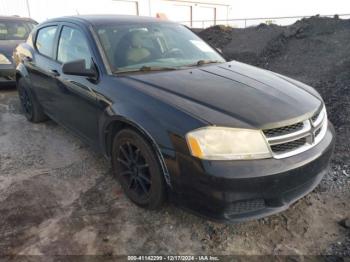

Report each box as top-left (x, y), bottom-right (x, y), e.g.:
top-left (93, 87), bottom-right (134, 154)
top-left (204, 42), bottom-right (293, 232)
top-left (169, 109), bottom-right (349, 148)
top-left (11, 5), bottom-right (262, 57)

top-left (123, 61), bottom-right (322, 129)
top-left (0, 40), bottom-right (23, 60)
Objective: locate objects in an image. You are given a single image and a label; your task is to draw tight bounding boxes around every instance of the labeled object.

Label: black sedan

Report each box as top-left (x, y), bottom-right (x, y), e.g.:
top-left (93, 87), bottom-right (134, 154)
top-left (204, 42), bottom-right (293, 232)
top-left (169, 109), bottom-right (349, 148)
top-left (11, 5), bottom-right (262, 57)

top-left (0, 16), bottom-right (37, 86)
top-left (14, 15), bottom-right (335, 222)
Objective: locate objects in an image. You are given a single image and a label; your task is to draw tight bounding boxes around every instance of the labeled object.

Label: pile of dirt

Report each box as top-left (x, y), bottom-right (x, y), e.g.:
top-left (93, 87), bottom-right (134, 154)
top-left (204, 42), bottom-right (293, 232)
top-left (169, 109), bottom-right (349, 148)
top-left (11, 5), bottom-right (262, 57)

top-left (198, 25), bottom-right (235, 49)
top-left (200, 17), bottom-right (350, 255)
top-left (199, 16), bottom-right (350, 163)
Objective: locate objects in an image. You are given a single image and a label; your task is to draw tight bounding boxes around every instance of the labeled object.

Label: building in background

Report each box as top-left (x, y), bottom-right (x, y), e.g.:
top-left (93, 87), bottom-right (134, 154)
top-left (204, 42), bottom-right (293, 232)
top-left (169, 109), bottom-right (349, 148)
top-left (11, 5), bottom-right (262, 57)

top-left (0, 0), bottom-right (232, 27)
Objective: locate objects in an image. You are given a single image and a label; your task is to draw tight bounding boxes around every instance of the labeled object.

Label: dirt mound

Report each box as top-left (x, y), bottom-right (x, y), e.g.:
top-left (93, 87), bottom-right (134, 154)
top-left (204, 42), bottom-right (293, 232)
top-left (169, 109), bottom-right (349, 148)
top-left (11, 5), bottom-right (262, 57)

top-left (199, 25), bottom-right (234, 49)
top-left (200, 23), bottom-right (285, 64)
top-left (200, 17), bottom-right (350, 254)
top-left (199, 16), bottom-right (350, 162)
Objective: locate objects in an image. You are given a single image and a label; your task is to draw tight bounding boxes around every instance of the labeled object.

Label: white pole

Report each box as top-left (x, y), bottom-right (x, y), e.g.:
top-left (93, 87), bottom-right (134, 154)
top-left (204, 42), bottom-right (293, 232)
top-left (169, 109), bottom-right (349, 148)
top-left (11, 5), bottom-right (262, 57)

top-left (148, 0), bottom-right (151, 16)
top-left (25, 0), bottom-right (31, 17)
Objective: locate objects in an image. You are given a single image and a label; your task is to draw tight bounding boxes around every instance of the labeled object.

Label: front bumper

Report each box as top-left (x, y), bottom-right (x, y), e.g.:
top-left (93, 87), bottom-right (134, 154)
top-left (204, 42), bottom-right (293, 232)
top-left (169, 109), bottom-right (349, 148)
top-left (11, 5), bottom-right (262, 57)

top-left (166, 123), bottom-right (335, 223)
top-left (0, 64), bottom-right (16, 86)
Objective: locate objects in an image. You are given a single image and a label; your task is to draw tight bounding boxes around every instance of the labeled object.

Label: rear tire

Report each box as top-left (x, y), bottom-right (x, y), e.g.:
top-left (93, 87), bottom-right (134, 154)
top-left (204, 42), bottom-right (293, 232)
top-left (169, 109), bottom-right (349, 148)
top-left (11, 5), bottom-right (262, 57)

top-left (112, 128), bottom-right (165, 210)
top-left (17, 77), bottom-right (47, 123)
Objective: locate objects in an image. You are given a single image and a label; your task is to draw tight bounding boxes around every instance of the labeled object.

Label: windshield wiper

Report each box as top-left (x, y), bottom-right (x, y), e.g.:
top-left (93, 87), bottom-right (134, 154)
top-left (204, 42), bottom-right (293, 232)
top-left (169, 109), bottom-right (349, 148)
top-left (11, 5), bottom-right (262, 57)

top-left (197, 60), bottom-right (221, 66)
top-left (114, 66), bottom-right (178, 74)
top-left (185, 60), bottom-right (222, 67)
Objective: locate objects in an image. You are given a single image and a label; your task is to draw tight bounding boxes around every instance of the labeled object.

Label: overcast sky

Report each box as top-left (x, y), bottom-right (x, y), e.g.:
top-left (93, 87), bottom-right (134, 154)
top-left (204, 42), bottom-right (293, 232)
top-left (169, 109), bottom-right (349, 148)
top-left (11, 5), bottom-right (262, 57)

top-left (230, 0), bottom-right (350, 19)
top-left (1, 0), bottom-right (349, 26)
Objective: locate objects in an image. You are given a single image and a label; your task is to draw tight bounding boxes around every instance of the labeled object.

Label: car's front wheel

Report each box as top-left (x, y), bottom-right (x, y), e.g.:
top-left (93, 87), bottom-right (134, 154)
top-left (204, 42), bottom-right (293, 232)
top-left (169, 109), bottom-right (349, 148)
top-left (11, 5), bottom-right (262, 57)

top-left (17, 77), bottom-right (47, 123)
top-left (112, 128), bottom-right (166, 209)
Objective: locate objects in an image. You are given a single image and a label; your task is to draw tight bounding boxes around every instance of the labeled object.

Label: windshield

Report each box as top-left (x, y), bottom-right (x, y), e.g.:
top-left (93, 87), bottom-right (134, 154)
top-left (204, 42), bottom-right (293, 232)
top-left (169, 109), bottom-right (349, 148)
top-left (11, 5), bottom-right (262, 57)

top-left (95, 22), bottom-right (225, 73)
top-left (0, 20), bottom-right (36, 40)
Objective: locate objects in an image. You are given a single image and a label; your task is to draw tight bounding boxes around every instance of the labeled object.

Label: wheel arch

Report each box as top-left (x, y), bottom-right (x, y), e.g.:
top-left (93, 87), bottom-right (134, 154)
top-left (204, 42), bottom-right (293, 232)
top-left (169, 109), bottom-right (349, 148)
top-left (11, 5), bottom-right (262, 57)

top-left (16, 65), bottom-right (40, 103)
top-left (15, 63), bottom-right (31, 84)
top-left (104, 116), bottom-right (171, 187)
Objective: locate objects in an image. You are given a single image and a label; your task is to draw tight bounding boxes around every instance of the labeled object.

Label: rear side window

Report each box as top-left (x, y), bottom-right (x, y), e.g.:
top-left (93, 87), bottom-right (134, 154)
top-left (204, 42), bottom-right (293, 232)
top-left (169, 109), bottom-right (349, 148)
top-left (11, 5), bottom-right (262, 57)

top-left (57, 26), bottom-right (92, 69)
top-left (35, 26), bottom-right (57, 58)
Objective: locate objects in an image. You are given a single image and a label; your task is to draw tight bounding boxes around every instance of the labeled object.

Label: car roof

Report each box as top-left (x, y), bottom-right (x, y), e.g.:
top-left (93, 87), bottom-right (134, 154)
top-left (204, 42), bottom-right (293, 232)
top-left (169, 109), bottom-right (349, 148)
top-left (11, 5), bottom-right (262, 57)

top-left (44, 14), bottom-right (174, 26)
top-left (0, 16), bottom-right (37, 23)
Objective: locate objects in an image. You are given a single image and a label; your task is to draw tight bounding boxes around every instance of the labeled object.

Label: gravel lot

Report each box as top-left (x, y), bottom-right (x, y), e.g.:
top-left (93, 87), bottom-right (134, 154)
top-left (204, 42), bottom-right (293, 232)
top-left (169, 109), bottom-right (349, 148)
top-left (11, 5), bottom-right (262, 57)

top-left (0, 16), bottom-right (349, 256)
top-left (0, 85), bottom-right (349, 256)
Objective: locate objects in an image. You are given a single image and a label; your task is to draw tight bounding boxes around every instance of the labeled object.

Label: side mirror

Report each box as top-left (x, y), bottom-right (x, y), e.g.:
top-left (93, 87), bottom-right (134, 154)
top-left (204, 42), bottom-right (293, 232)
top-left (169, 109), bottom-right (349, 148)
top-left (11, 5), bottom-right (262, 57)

top-left (62, 59), bottom-right (97, 78)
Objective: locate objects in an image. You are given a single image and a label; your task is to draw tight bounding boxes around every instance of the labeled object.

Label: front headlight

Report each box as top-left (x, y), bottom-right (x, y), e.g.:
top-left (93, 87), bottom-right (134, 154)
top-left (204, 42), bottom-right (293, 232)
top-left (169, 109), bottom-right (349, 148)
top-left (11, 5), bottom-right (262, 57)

top-left (186, 127), bottom-right (272, 160)
top-left (0, 54), bottom-right (11, 64)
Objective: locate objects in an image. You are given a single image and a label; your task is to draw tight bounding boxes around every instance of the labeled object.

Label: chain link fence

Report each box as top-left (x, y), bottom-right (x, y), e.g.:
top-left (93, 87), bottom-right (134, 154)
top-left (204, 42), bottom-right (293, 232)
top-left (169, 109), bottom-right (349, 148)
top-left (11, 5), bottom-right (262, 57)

top-left (178, 13), bottom-right (350, 29)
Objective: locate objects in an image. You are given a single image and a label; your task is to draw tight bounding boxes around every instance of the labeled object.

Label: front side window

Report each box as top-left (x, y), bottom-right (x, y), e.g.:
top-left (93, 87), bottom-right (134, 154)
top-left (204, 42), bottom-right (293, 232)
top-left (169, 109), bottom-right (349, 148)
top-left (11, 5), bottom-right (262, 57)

top-left (0, 20), bottom-right (36, 40)
top-left (57, 26), bottom-right (92, 69)
top-left (95, 22), bottom-right (225, 73)
top-left (35, 26), bottom-right (58, 58)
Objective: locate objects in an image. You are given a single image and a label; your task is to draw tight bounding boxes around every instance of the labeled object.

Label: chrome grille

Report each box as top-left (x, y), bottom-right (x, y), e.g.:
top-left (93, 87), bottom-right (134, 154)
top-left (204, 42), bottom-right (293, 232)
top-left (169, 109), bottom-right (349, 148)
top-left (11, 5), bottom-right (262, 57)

top-left (315, 128), bottom-right (321, 137)
top-left (263, 106), bottom-right (327, 158)
top-left (271, 137), bottom-right (308, 153)
top-left (263, 122), bottom-right (304, 138)
top-left (311, 110), bottom-right (321, 122)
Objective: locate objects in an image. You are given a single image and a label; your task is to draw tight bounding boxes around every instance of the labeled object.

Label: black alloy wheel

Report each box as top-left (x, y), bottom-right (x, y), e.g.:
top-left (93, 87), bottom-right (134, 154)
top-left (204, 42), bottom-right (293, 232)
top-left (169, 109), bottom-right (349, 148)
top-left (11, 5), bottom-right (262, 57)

top-left (112, 129), bottom-right (165, 209)
top-left (118, 141), bottom-right (152, 197)
top-left (18, 82), bottom-right (33, 119)
top-left (17, 78), bottom-right (47, 123)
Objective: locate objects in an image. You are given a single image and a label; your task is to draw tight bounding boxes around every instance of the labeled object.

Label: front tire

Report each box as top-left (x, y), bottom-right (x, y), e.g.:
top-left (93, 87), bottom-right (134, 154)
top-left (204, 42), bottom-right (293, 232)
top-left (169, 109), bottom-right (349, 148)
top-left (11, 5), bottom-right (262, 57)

top-left (17, 77), bottom-right (47, 123)
top-left (112, 128), bottom-right (165, 209)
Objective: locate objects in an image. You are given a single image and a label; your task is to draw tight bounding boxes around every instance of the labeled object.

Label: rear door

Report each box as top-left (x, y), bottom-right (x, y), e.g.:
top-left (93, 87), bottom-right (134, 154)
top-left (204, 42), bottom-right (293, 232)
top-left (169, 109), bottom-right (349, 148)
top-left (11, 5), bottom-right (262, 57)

top-left (30, 24), bottom-right (60, 115)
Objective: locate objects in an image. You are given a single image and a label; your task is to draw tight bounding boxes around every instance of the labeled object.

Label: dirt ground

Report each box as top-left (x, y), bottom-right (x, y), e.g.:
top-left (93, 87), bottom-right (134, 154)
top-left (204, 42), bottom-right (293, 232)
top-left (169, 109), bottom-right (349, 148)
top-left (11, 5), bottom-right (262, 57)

top-left (0, 84), bottom-right (349, 256)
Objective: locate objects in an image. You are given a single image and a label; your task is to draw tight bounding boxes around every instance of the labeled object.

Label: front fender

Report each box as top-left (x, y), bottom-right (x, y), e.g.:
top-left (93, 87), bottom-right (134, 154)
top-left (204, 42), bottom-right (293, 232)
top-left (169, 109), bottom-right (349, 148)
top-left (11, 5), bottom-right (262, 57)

top-left (100, 103), bottom-right (174, 186)
top-left (98, 95), bottom-right (206, 187)
top-left (100, 103), bottom-right (173, 152)
top-left (100, 91), bottom-right (205, 154)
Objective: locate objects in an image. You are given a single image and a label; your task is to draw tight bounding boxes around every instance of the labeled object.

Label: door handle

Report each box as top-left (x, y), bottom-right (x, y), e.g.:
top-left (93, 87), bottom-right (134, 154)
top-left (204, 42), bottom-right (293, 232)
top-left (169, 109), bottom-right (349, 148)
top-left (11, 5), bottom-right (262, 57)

top-left (50, 69), bottom-right (60, 77)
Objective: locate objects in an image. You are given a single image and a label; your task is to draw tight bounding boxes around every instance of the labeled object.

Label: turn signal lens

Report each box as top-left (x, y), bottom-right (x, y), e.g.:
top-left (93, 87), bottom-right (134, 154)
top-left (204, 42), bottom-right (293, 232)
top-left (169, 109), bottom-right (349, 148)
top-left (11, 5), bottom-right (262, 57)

top-left (187, 135), bottom-right (203, 158)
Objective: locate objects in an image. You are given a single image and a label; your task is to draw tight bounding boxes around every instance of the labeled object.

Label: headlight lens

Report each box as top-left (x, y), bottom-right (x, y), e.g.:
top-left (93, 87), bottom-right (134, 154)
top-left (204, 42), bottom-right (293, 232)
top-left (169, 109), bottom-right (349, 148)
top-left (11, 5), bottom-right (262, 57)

top-left (0, 54), bottom-right (11, 64)
top-left (186, 127), bottom-right (272, 160)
